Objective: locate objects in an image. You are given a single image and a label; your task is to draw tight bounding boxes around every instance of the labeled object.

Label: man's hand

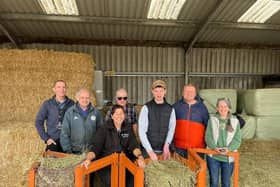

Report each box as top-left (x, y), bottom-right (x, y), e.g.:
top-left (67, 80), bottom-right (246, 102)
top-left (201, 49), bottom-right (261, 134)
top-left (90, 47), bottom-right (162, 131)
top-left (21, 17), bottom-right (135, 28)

top-left (147, 150), bottom-right (158, 161)
top-left (46, 138), bottom-right (56, 145)
top-left (163, 143), bottom-right (170, 160)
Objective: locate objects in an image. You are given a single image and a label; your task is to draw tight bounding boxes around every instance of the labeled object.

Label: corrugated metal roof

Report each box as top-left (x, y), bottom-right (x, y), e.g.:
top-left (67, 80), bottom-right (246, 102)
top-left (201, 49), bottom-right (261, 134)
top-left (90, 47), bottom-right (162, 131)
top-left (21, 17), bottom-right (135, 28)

top-left (0, 0), bottom-right (280, 46)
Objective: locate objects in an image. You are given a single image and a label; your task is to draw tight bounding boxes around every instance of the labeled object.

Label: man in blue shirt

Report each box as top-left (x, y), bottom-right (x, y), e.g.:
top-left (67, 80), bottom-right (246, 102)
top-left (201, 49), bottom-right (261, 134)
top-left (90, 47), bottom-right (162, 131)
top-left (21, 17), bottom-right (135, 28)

top-left (35, 80), bottom-right (74, 152)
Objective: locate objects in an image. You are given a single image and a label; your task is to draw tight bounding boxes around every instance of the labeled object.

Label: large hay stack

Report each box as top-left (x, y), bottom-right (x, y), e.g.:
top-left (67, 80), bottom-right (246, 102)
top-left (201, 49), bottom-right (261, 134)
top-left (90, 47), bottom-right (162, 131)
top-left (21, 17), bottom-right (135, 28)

top-left (0, 49), bottom-right (95, 186)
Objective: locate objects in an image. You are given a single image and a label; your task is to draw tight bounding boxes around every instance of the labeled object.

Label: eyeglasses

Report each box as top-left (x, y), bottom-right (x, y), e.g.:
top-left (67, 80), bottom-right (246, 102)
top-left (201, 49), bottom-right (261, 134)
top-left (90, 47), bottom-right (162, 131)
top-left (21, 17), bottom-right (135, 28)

top-left (117, 97), bottom-right (128, 101)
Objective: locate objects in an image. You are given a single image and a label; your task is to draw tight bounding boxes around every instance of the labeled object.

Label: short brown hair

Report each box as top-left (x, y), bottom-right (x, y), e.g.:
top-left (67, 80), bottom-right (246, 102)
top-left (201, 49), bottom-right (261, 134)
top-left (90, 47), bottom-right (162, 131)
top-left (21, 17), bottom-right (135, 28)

top-left (53, 80), bottom-right (66, 87)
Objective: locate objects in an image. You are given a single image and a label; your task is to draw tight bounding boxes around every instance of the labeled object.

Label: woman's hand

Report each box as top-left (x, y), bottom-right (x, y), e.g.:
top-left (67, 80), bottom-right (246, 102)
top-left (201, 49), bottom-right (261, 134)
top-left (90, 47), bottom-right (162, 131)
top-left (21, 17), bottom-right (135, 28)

top-left (215, 147), bottom-right (229, 155)
top-left (137, 156), bottom-right (146, 169)
top-left (80, 159), bottom-right (91, 169)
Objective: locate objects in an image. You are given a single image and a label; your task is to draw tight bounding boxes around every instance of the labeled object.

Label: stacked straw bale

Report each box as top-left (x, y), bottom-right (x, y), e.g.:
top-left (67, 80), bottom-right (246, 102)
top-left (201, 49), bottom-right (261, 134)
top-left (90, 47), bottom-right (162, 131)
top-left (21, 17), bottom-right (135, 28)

top-left (243, 89), bottom-right (280, 116)
top-left (0, 49), bottom-right (95, 122)
top-left (0, 122), bottom-right (45, 186)
top-left (243, 89), bottom-right (280, 139)
top-left (0, 49), bottom-right (95, 186)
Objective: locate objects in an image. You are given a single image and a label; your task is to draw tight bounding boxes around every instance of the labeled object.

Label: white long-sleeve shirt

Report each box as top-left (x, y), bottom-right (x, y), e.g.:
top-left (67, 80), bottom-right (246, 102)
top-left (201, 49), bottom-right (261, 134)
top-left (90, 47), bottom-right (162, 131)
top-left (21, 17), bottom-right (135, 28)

top-left (138, 105), bottom-right (176, 152)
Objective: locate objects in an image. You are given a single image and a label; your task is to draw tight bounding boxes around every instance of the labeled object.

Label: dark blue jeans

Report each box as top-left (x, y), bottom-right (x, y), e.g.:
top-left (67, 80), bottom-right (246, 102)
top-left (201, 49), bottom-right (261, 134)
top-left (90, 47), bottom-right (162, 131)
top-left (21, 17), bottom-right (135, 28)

top-left (206, 156), bottom-right (234, 187)
top-left (176, 147), bottom-right (205, 159)
top-left (176, 147), bottom-right (188, 158)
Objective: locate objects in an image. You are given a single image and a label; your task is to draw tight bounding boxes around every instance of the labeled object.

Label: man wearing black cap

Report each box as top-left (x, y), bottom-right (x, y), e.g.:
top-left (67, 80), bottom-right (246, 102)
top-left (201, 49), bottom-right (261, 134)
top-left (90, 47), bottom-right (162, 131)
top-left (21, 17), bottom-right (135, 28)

top-left (138, 80), bottom-right (176, 161)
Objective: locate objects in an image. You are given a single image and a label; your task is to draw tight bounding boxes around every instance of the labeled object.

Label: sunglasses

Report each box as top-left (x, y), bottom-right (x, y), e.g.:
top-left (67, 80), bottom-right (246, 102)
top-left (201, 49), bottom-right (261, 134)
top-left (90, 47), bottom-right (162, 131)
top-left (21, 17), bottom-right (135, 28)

top-left (117, 97), bottom-right (128, 101)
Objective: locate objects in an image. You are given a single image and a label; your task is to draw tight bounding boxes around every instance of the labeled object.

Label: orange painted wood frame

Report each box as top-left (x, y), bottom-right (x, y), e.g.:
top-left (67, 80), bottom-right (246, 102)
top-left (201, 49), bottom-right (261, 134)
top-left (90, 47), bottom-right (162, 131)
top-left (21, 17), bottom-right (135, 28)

top-left (119, 153), bottom-right (144, 187)
top-left (74, 153), bottom-right (119, 187)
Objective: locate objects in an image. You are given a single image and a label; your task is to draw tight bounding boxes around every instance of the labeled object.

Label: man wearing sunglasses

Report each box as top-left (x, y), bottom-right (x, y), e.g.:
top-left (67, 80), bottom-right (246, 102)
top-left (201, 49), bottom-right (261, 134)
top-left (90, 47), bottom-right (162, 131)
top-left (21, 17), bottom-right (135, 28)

top-left (105, 88), bottom-right (138, 135)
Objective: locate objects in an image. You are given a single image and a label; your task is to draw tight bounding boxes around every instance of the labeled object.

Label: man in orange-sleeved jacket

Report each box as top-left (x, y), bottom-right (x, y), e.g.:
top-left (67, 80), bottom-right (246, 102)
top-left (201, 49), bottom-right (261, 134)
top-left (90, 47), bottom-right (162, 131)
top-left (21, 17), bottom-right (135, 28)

top-left (173, 84), bottom-right (209, 158)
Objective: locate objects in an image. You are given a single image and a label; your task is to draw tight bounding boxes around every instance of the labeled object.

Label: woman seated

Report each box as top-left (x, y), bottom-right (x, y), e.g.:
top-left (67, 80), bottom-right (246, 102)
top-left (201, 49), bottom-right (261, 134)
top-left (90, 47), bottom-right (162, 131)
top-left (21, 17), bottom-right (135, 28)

top-left (205, 97), bottom-right (241, 187)
top-left (81, 104), bottom-right (145, 187)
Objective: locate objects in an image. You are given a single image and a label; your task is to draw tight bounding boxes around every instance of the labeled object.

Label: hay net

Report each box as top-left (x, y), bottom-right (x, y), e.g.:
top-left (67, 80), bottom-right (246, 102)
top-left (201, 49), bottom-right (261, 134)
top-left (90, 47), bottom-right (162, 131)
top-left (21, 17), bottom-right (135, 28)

top-left (36, 154), bottom-right (84, 187)
top-left (144, 159), bottom-right (196, 187)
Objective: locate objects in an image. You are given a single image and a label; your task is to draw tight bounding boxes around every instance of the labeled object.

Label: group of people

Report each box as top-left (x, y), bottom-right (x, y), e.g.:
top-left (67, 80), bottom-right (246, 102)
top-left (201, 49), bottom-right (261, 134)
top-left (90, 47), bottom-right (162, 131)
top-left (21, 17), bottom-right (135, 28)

top-left (35, 79), bottom-right (241, 187)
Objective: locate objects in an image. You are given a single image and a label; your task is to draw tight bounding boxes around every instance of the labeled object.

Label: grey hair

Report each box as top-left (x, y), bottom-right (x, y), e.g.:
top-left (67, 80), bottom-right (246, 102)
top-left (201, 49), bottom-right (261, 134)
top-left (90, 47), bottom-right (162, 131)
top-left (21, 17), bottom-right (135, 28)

top-left (76, 88), bottom-right (91, 98)
top-left (115, 88), bottom-right (128, 96)
top-left (216, 97), bottom-right (232, 109)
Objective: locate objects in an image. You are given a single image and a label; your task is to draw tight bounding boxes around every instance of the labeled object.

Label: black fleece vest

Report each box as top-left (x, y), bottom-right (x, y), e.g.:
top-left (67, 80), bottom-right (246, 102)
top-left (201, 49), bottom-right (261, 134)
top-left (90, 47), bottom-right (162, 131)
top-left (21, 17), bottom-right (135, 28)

top-left (146, 99), bottom-right (172, 151)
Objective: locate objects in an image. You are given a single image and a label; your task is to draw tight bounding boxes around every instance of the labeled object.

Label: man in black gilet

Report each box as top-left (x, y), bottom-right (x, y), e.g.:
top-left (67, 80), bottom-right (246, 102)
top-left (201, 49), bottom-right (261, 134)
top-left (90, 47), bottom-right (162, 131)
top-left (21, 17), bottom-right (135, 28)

top-left (138, 80), bottom-right (176, 161)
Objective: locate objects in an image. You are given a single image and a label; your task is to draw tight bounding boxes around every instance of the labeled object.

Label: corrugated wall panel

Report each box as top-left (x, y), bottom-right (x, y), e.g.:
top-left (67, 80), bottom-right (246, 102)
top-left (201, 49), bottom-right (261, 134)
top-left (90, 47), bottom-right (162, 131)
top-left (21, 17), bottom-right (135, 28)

top-left (187, 48), bottom-right (280, 89)
top-left (17, 43), bottom-right (185, 104)
top-left (1, 43), bottom-right (279, 103)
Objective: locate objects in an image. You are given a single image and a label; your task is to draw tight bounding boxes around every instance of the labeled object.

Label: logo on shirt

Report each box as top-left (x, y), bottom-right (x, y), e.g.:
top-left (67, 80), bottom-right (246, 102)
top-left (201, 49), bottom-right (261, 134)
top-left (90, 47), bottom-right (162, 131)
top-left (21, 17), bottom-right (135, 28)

top-left (121, 133), bottom-right (129, 138)
top-left (74, 116), bottom-right (79, 120)
top-left (90, 115), bottom-right (96, 121)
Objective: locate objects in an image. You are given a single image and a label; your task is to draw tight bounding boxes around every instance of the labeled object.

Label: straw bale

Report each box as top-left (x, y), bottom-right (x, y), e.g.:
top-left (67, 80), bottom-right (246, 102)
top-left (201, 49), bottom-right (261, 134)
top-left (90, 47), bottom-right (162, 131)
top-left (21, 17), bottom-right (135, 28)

top-left (0, 49), bottom-right (96, 122)
top-left (240, 114), bottom-right (256, 139)
top-left (0, 49), bottom-right (93, 73)
top-left (199, 89), bottom-right (237, 114)
top-left (0, 122), bottom-right (45, 187)
top-left (255, 116), bottom-right (280, 140)
top-left (36, 154), bottom-right (84, 187)
top-left (243, 89), bottom-right (280, 116)
top-left (144, 159), bottom-right (196, 187)
top-left (239, 139), bottom-right (280, 187)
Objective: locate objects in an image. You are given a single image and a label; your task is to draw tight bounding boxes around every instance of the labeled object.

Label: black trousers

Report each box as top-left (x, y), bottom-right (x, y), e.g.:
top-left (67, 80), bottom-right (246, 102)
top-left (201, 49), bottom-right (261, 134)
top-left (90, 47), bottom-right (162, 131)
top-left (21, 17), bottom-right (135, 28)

top-left (98, 166), bottom-right (134, 187)
top-left (45, 139), bottom-right (63, 153)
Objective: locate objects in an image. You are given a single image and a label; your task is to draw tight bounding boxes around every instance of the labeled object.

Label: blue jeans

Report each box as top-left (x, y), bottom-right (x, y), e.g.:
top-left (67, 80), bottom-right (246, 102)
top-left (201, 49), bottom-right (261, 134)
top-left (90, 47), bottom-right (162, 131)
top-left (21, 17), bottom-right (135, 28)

top-left (206, 156), bottom-right (234, 187)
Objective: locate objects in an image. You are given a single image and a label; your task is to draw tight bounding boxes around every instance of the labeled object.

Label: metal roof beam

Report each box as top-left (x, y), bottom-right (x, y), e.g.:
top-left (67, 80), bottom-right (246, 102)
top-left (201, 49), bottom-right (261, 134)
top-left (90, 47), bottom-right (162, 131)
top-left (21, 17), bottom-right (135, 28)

top-left (1, 13), bottom-right (280, 31)
top-left (0, 23), bottom-right (19, 47)
top-left (184, 0), bottom-right (225, 53)
top-left (0, 13), bottom-right (196, 28)
top-left (210, 22), bottom-right (280, 31)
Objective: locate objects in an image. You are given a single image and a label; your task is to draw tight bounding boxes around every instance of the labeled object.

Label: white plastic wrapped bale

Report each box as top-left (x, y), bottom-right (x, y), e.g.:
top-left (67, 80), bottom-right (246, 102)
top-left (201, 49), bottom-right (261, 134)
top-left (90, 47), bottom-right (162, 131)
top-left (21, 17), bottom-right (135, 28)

top-left (240, 114), bottom-right (256, 139)
top-left (243, 89), bottom-right (280, 116)
top-left (255, 116), bottom-right (280, 140)
top-left (199, 89), bottom-right (237, 114)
